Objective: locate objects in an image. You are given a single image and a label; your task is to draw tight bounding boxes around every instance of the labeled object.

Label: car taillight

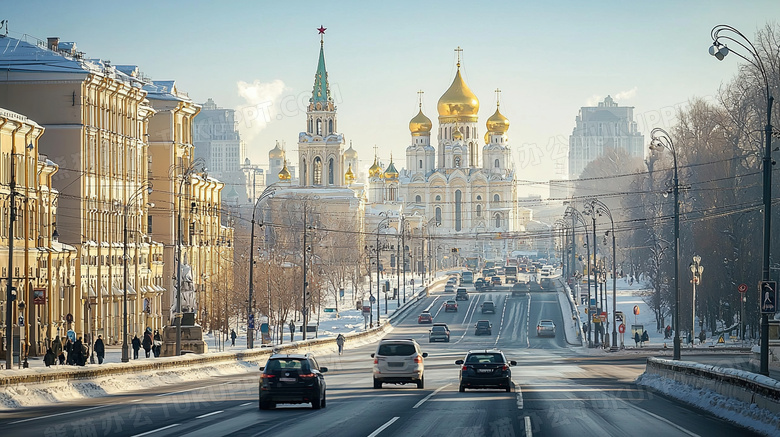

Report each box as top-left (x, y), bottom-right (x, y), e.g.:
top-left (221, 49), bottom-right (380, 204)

top-left (374, 358), bottom-right (378, 364)
top-left (414, 355), bottom-right (423, 363)
top-left (299, 373), bottom-right (315, 378)
top-left (461, 365), bottom-right (468, 371)
top-left (502, 364), bottom-right (509, 371)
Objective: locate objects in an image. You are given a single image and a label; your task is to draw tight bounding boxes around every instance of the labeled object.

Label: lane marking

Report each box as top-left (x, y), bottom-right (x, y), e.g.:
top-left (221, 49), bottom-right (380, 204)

top-left (130, 399), bottom-right (143, 403)
top-left (412, 383), bottom-right (451, 408)
top-left (516, 384), bottom-right (524, 410)
top-left (131, 423), bottom-right (179, 437)
top-left (367, 417), bottom-right (400, 437)
top-left (195, 410), bottom-right (223, 419)
top-left (154, 381), bottom-right (230, 398)
top-left (524, 416), bottom-right (532, 437)
top-left (239, 402), bottom-right (252, 407)
top-left (626, 403), bottom-right (700, 437)
top-left (10, 404), bottom-right (109, 424)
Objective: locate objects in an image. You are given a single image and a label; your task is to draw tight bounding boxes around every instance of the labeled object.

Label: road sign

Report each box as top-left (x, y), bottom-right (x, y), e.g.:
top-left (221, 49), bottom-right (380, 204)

top-left (619, 323), bottom-right (625, 334)
top-left (633, 305), bottom-right (640, 315)
top-left (592, 314), bottom-right (601, 323)
top-left (738, 283), bottom-right (748, 293)
top-left (718, 335), bottom-right (725, 344)
top-left (759, 281), bottom-right (777, 314)
top-left (615, 311), bottom-right (624, 323)
top-left (600, 312), bottom-right (607, 323)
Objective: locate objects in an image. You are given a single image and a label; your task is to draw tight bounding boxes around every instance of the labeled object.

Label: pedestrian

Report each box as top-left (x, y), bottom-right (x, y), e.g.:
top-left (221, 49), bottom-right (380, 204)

top-left (94, 335), bottom-right (105, 364)
top-left (664, 325), bottom-right (671, 339)
top-left (153, 330), bottom-right (162, 357)
top-left (289, 321), bottom-right (295, 342)
top-left (336, 333), bottom-right (345, 355)
top-left (699, 331), bottom-right (706, 345)
top-left (230, 329), bottom-right (237, 347)
top-left (142, 328), bottom-right (153, 358)
top-left (132, 335), bottom-right (141, 359)
top-left (44, 348), bottom-right (56, 367)
top-left (73, 336), bottom-right (85, 366)
top-left (65, 337), bottom-right (75, 365)
top-left (52, 335), bottom-right (63, 365)
top-left (641, 330), bottom-right (649, 347)
top-left (634, 331), bottom-right (641, 347)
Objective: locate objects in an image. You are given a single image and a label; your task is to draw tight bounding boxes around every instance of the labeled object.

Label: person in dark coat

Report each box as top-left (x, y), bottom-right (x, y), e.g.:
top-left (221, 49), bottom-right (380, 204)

top-left (73, 337), bottom-right (85, 366)
top-left (641, 330), bottom-right (649, 346)
top-left (634, 331), bottom-right (641, 347)
top-left (153, 330), bottom-right (162, 357)
top-left (142, 329), bottom-right (153, 358)
top-left (94, 335), bottom-right (105, 364)
top-left (43, 348), bottom-right (56, 367)
top-left (65, 338), bottom-right (75, 365)
top-left (698, 331), bottom-right (706, 345)
top-left (131, 335), bottom-right (141, 359)
top-left (52, 336), bottom-right (63, 365)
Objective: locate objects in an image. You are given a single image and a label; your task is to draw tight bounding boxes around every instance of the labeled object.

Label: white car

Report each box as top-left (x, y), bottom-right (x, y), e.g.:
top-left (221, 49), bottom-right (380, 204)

top-left (444, 284), bottom-right (455, 293)
top-left (372, 339), bottom-right (427, 388)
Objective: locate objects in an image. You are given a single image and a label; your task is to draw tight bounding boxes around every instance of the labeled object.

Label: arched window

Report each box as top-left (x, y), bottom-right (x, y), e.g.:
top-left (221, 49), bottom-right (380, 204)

top-left (466, 126), bottom-right (469, 138)
top-left (435, 195), bottom-right (441, 201)
top-left (415, 195), bottom-right (421, 203)
top-left (493, 194), bottom-right (500, 202)
top-left (302, 158), bottom-right (307, 184)
top-left (419, 159), bottom-right (423, 169)
top-left (454, 156), bottom-right (461, 168)
top-left (313, 157), bottom-right (322, 185)
top-left (308, 118), bottom-right (313, 133)
top-left (328, 158), bottom-right (334, 185)
top-left (316, 119), bottom-right (322, 136)
top-left (328, 119), bottom-right (333, 134)
top-left (455, 190), bottom-right (462, 231)
top-left (494, 213), bottom-right (502, 228)
top-left (476, 204), bottom-right (482, 217)
top-left (435, 207), bottom-right (442, 225)
top-left (494, 159), bottom-right (500, 168)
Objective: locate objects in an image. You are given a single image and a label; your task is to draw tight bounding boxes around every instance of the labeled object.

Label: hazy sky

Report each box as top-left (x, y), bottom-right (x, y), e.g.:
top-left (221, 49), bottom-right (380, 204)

top-left (3, 1), bottom-right (776, 197)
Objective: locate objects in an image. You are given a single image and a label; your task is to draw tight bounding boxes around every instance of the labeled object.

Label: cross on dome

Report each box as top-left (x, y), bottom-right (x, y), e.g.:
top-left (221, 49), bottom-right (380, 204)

top-left (454, 46), bottom-right (463, 68)
top-left (417, 90), bottom-right (424, 108)
top-left (495, 88), bottom-right (502, 106)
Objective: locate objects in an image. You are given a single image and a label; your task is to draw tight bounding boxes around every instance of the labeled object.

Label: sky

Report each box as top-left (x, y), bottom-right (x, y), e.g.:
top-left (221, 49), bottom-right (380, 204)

top-left (2, 1), bottom-right (777, 197)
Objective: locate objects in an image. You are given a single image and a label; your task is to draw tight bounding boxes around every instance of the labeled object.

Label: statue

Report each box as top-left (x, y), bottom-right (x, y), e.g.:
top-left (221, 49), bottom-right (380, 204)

top-left (170, 253), bottom-right (198, 321)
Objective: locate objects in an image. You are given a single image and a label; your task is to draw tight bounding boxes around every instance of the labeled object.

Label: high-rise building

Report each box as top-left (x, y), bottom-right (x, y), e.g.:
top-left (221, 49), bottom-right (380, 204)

top-left (568, 95), bottom-right (644, 179)
top-left (193, 98), bottom-right (245, 201)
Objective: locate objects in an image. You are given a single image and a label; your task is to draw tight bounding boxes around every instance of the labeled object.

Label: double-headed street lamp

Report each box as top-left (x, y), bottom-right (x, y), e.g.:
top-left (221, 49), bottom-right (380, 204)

top-left (247, 185), bottom-right (276, 349)
top-left (584, 198), bottom-right (617, 351)
top-left (122, 182), bottom-right (153, 363)
top-left (710, 24), bottom-right (776, 376)
top-left (690, 255), bottom-right (704, 344)
top-left (649, 127), bottom-right (682, 360)
top-left (565, 205), bottom-right (591, 346)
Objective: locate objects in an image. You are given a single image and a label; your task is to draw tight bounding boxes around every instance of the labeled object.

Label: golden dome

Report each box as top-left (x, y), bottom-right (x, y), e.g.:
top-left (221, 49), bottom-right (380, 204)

top-left (437, 66), bottom-right (479, 123)
top-left (486, 105), bottom-right (510, 134)
top-left (345, 163), bottom-right (355, 184)
top-left (484, 131), bottom-right (490, 145)
top-left (452, 128), bottom-right (463, 141)
top-left (269, 141), bottom-right (285, 159)
top-left (368, 156), bottom-right (382, 178)
top-left (278, 161), bottom-right (291, 181)
top-left (409, 107), bottom-right (432, 136)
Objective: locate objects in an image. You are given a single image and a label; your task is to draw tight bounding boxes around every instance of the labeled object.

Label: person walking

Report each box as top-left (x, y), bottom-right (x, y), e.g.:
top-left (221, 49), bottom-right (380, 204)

top-left (641, 330), bottom-right (649, 347)
top-left (634, 331), bottom-right (641, 347)
top-left (142, 328), bottom-right (153, 358)
top-left (131, 335), bottom-right (141, 359)
top-left (52, 335), bottom-right (63, 365)
top-left (73, 336), bottom-right (85, 366)
top-left (153, 330), bottom-right (162, 357)
top-left (44, 348), bottom-right (56, 367)
top-left (336, 334), bottom-right (345, 355)
top-left (230, 329), bottom-right (237, 347)
top-left (289, 321), bottom-right (295, 342)
top-left (65, 337), bottom-right (75, 365)
top-left (94, 335), bottom-right (105, 364)
top-left (698, 330), bottom-right (706, 345)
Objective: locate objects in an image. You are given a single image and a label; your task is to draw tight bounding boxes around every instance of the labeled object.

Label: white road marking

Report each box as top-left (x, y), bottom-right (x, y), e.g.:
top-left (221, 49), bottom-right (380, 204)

top-left (195, 410), bottom-right (223, 419)
top-left (10, 404), bottom-right (109, 424)
top-left (154, 381), bottom-right (230, 398)
top-left (367, 416), bottom-right (400, 437)
top-left (130, 399), bottom-right (143, 403)
top-left (412, 383), bottom-right (451, 408)
top-left (131, 423), bottom-right (179, 437)
top-left (516, 384), bottom-right (523, 410)
top-left (627, 403), bottom-right (700, 437)
top-left (524, 416), bottom-right (532, 437)
top-left (239, 402), bottom-right (252, 407)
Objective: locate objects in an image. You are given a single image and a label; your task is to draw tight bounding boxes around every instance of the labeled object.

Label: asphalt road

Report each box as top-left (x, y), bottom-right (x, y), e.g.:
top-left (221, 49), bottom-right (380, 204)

top-left (0, 278), bottom-right (762, 437)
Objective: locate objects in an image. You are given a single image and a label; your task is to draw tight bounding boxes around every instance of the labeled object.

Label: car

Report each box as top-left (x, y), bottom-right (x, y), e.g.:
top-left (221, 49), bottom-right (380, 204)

top-left (456, 288), bottom-right (469, 301)
top-left (537, 320), bottom-right (556, 337)
top-left (481, 301), bottom-right (495, 314)
top-left (456, 349), bottom-right (516, 392)
top-left (447, 276), bottom-right (458, 285)
top-left (491, 276), bottom-right (502, 286)
top-left (474, 320), bottom-right (492, 335)
top-left (474, 278), bottom-right (485, 291)
top-left (259, 353), bottom-right (328, 410)
top-left (511, 282), bottom-right (529, 296)
top-left (539, 277), bottom-right (553, 290)
top-left (444, 283), bottom-right (455, 293)
top-left (444, 300), bottom-right (458, 312)
top-left (418, 311), bottom-right (433, 324)
top-left (429, 324), bottom-right (450, 342)
top-left (372, 338), bottom-right (427, 388)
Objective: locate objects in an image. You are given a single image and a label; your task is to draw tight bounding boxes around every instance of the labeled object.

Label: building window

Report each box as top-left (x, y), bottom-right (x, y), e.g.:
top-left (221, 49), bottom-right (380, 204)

top-left (328, 119), bottom-right (333, 134)
top-left (493, 194), bottom-right (500, 202)
top-left (494, 213), bottom-right (502, 228)
top-left (328, 157), bottom-right (334, 185)
top-left (435, 195), bottom-right (441, 201)
top-left (455, 190), bottom-right (462, 232)
top-left (435, 207), bottom-right (442, 225)
top-left (454, 156), bottom-right (461, 168)
top-left (317, 119), bottom-right (322, 136)
top-left (476, 204), bottom-right (482, 217)
top-left (419, 159), bottom-right (422, 169)
top-left (313, 157), bottom-right (322, 185)
top-left (466, 126), bottom-right (469, 138)
top-left (494, 159), bottom-right (500, 168)
top-left (415, 195), bottom-right (421, 203)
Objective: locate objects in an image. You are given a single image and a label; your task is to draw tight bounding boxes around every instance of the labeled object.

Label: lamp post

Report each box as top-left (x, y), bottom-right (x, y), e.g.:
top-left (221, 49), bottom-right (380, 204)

top-left (5, 136), bottom-right (20, 369)
top-left (585, 198), bottom-right (617, 351)
top-left (710, 24), bottom-right (776, 376)
top-left (122, 182), bottom-right (152, 363)
top-left (649, 127), bottom-right (682, 360)
top-left (247, 186), bottom-right (276, 349)
top-left (565, 205), bottom-right (591, 346)
top-left (582, 201), bottom-right (601, 345)
top-left (374, 214), bottom-right (392, 325)
top-left (690, 255), bottom-right (704, 344)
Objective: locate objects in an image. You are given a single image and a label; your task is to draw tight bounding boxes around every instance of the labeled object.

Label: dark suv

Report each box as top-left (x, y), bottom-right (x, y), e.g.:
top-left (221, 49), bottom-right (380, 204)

top-left (474, 320), bottom-right (492, 335)
top-left (456, 349), bottom-right (516, 392)
top-left (259, 353), bottom-right (328, 410)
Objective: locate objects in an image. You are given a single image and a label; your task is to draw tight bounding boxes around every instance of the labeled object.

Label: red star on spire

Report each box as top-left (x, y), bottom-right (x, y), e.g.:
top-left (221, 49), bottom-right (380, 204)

top-left (317, 25), bottom-right (327, 35)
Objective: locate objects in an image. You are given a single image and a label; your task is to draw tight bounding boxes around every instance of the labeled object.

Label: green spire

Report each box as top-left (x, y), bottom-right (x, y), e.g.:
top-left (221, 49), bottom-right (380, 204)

top-left (310, 40), bottom-right (331, 105)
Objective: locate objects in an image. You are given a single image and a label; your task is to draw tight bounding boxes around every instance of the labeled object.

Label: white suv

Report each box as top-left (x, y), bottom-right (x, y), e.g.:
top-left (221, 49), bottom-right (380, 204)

top-left (371, 339), bottom-right (427, 389)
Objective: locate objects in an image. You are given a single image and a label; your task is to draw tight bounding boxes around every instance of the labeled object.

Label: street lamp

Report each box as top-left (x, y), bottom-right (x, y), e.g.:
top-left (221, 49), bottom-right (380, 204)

top-left (122, 182), bottom-right (152, 363)
top-left (649, 127), bottom-right (681, 360)
top-left (585, 198), bottom-right (618, 351)
top-left (690, 255), bottom-right (704, 344)
top-left (565, 205), bottom-right (591, 346)
top-left (247, 185), bottom-right (276, 349)
top-left (710, 24), bottom-right (776, 376)
top-left (582, 201), bottom-right (602, 346)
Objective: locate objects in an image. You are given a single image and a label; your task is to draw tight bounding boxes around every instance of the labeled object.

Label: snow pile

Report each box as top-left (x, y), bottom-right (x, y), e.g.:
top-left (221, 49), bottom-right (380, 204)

top-left (636, 372), bottom-right (780, 435)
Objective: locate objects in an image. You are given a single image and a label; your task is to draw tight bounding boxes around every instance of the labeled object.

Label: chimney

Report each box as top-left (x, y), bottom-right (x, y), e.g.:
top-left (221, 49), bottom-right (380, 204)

top-left (47, 37), bottom-right (59, 52)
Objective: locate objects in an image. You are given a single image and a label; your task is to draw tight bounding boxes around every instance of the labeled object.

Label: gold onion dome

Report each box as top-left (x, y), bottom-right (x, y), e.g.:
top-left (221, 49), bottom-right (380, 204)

top-left (484, 131), bottom-right (490, 145)
top-left (383, 159), bottom-right (399, 179)
top-left (345, 163), bottom-right (355, 183)
top-left (278, 161), bottom-right (291, 181)
top-left (452, 128), bottom-right (463, 140)
top-left (437, 66), bottom-right (479, 122)
top-left (486, 105), bottom-right (510, 134)
top-left (368, 156), bottom-right (382, 178)
top-left (269, 141), bottom-right (285, 159)
top-left (409, 107), bottom-right (432, 135)
top-left (344, 142), bottom-right (358, 159)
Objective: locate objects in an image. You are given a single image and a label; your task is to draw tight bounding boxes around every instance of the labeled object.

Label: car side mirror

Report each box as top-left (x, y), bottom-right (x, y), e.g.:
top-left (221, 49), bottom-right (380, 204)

top-left (455, 359), bottom-right (464, 365)
top-left (320, 367), bottom-right (328, 373)
top-left (422, 352), bottom-right (428, 358)
top-left (259, 366), bottom-right (265, 371)
top-left (510, 360), bottom-right (517, 366)
top-left (371, 353), bottom-right (375, 358)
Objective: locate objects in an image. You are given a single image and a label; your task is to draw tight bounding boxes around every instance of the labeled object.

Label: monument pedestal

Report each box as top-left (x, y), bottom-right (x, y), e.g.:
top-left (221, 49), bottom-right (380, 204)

top-left (162, 313), bottom-right (207, 356)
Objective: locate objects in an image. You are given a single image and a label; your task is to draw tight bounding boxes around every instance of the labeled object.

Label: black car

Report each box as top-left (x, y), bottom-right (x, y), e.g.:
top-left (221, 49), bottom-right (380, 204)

top-left (474, 278), bottom-right (485, 291)
top-left (456, 350), bottom-right (516, 392)
top-left (474, 320), bottom-right (492, 335)
top-left (259, 353), bottom-right (328, 410)
top-left (456, 288), bottom-right (469, 301)
top-left (481, 301), bottom-right (495, 314)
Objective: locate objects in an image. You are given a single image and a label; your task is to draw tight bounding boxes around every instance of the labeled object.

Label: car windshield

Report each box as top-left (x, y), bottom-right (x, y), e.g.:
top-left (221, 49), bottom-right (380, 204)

top-left (447, 301), bottom-right (456, 304)
top-left (540, 321), bottom-right (554, 326)
top-left (477, 321), bottom-right (490, 327)
top-left (431, 326), bottom-right (446, 332)
top-left (265, 358), bottom-right (308, 372)
top-left (466, 353), bottom-right (503, 363)
top-left (377, 343), bottom-right (417, 356)
top-left (483, 302), bottom-right (494, 307)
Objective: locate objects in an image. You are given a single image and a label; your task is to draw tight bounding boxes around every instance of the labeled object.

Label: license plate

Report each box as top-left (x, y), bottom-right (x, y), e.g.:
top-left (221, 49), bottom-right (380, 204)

top-left (388, 362), bottom-right (404, 367)
top-left (477, 368), bottom-right (492, 373)
top-left (279, 377), bottom-right (296, 382)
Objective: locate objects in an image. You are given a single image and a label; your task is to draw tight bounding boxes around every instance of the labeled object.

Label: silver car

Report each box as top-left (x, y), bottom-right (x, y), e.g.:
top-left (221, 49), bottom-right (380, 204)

top-left (536, 320), bottom-right (556, 337)
top-left (372, 339), bottom-right (427, 388)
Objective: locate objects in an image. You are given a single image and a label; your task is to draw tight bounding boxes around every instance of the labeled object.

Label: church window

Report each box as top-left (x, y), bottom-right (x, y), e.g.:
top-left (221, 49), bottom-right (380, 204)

top-left (313, 157), bottom-right (323, 185)
top-left (493, 194), bottom-right (500, 202)
top-left (419, 159), bottom-right (422, 169)
top-left (476, 195), bottom-right (482, 201)
top-left (308, 118), bottom-right (313, 133)
top-left (415, 195), bottom-right (421, 203)
top-left (302, 159), bottom-right (307, 184)
top-left (476, 204), bottom-right (482, 217)
top-left (494, 213), bottom-right (502, 228)
top-left (328, 158), bottom-right (334, 185)
top-left (388, 185), bottom-right (397, 201)
top-left (328, 119), bottom-right (333, 134)
top-left (455, 190), bottom-right (462, 231)
top-left (466, 126), bottom-right (469, 138)
top-left (435, 207), bottom-right (442, 225)
top-left (435, 195), bottom-right (441, 201)
top-left (317, 119), bottom-right (322, 136)
top-left (454, 156), bottom-right (461, 168)
top-left (494, 159), bottom-right (500, 168)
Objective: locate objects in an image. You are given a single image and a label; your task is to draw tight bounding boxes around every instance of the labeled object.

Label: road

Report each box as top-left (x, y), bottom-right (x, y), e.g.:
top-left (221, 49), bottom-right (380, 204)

top-left (0, 277), bottom-right (761, 436)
